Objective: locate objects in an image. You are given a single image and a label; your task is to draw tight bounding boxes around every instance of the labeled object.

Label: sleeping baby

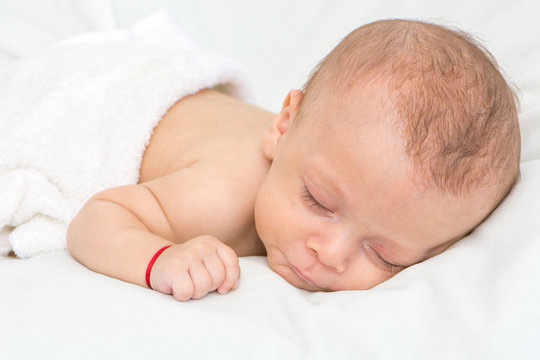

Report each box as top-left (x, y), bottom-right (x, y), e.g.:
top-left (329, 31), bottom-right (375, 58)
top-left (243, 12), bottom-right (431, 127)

top-left (67, 19), bottom-right (520, 300)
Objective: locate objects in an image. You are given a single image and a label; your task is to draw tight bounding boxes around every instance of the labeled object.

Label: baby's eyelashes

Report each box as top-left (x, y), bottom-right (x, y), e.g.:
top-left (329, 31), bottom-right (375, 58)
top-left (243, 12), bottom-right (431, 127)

top-left (364, 244), bottom-right (405, 274)
top-left (302, 186), bottom-right (332, 214)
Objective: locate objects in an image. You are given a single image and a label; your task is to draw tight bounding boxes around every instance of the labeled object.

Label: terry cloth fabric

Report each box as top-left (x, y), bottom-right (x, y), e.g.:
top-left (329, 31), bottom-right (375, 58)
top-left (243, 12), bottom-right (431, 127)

top-left (0, 12), bottom-right (255, 258)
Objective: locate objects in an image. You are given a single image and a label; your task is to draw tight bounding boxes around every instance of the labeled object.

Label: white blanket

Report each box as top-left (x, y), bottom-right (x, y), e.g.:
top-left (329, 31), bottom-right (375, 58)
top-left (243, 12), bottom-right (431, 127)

top-left (0, 13), bottom-right (253, 258)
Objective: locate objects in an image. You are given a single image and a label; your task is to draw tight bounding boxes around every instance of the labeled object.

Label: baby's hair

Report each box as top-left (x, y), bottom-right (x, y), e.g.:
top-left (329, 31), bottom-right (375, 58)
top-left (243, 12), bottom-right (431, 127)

top-left (299, 19), bottom-right (520, 203)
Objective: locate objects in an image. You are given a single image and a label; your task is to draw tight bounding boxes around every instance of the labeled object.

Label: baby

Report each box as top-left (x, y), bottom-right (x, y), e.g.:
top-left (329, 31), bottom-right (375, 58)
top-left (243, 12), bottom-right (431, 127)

top-left (67, 19), bottom-right (520, 300)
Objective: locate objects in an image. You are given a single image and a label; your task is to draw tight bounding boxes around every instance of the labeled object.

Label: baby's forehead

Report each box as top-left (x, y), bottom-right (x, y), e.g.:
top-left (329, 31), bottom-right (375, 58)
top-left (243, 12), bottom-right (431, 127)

top-left (298, 109), bottom-right (410, 176)
top-left (298, 83), bottom-right (403, 144)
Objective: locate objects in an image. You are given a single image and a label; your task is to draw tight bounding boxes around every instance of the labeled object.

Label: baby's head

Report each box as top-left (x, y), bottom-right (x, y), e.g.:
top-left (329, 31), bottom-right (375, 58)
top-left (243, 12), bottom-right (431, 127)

top-left (254, 19), bottom-right (520, 291)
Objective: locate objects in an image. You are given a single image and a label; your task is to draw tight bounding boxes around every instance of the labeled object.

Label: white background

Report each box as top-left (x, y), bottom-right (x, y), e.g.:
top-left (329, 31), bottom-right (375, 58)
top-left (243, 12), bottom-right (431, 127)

top-left (1, 0), bottom-right (538, 114)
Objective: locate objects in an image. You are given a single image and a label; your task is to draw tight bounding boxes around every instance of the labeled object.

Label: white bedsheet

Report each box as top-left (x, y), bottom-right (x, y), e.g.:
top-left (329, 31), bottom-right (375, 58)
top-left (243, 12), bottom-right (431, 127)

top-left (1, 0), bottom-right (539, 359)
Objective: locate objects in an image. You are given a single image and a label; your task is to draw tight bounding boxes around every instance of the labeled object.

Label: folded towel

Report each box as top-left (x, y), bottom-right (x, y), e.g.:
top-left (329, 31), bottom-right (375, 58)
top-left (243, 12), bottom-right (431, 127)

top-left (0, 12), bottom-right (255, 258)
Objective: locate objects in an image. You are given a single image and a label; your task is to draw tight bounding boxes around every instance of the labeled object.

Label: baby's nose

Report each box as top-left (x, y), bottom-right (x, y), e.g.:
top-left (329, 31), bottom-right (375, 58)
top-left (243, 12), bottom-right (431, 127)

top-left (306, 234), bottom-right (353, 273)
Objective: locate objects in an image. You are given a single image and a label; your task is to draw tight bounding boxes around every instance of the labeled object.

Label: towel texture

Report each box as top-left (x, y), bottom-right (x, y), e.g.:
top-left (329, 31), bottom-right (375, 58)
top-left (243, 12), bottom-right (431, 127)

top-left (0, 13), bottom-right (254, 258)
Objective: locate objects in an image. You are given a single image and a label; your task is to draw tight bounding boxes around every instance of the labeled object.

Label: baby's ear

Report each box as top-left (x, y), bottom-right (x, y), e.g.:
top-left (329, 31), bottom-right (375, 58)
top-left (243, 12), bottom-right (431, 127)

top-left (262, 90), bottom-right (304, 161)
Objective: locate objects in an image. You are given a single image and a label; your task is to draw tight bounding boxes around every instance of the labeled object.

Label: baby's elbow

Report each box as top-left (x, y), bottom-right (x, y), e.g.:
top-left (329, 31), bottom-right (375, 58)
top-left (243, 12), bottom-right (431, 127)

top-left (66, 193), bottom-right (100, 257)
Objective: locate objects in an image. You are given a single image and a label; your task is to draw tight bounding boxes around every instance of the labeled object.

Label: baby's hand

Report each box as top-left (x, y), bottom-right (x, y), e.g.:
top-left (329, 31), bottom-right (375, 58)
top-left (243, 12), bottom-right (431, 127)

top-left (149, 235), bottom-right (240, 301)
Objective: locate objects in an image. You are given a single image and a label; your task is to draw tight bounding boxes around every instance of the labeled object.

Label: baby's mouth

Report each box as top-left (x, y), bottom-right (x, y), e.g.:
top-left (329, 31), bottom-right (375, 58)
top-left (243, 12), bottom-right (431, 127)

top-left (291, 265), bottom-right (317, 287)
top-left (272, 248), bottom-right (326, 290)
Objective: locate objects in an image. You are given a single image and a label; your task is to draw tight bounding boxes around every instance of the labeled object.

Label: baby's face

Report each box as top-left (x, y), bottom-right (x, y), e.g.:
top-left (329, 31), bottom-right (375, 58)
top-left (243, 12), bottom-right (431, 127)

top-left (254, 87), bottom-right (493, 291)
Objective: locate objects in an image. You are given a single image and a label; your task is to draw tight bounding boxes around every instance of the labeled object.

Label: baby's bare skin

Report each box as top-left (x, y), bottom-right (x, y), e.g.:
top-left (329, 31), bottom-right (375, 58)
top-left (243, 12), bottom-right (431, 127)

top-left (68, 89), bottom-right (272, 299)
top-left (139, 89), bottom-right (272, 255)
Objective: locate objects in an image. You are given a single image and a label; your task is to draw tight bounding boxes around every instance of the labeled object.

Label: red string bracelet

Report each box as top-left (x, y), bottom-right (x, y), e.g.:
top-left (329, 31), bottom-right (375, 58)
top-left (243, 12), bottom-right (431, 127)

top-left (145, 245), bottom-right (172, 289)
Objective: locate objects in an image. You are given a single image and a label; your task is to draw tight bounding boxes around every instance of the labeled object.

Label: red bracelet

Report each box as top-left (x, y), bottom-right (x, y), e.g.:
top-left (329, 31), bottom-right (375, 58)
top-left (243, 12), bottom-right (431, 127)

top-left (145, 245), bottom-right (172, 289)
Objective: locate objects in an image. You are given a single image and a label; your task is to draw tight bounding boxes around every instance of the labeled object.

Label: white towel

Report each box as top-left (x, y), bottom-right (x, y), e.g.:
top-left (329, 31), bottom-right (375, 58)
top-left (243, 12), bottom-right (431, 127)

top-left (0, 12), bottom-right (255, 258)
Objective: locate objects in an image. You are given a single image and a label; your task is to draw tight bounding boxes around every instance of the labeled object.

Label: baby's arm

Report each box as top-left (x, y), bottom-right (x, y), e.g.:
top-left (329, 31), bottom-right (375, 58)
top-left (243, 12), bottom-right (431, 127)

top-left (67, 171), bottom-right (240, 301)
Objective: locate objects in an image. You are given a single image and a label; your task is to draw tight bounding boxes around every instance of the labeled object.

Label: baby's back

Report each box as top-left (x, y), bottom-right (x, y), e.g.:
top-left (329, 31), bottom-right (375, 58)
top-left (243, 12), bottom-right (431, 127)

top-left (137, 89), bottom-right (273, 254)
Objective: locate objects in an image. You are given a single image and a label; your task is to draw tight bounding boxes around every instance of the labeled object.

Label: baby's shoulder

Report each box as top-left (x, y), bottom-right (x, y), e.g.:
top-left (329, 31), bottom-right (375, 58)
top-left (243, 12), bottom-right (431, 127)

top-left (138, 154), bottom-right (265, 253)
top-left (136, 89), bottom-right (272, 251)
top-left (139, 89), bottom-right (273, 183)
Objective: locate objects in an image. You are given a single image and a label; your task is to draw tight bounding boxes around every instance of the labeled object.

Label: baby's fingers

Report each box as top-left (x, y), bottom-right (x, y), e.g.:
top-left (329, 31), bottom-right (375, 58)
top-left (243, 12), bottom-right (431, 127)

top-left (216, 245), bottom-right (240, 294)
top-left (189, 261), bottom-right (213, 299)
top-left (202, 254), bottom-right (226, 292)
top-left (171, 270), bottom-right (194, 302)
